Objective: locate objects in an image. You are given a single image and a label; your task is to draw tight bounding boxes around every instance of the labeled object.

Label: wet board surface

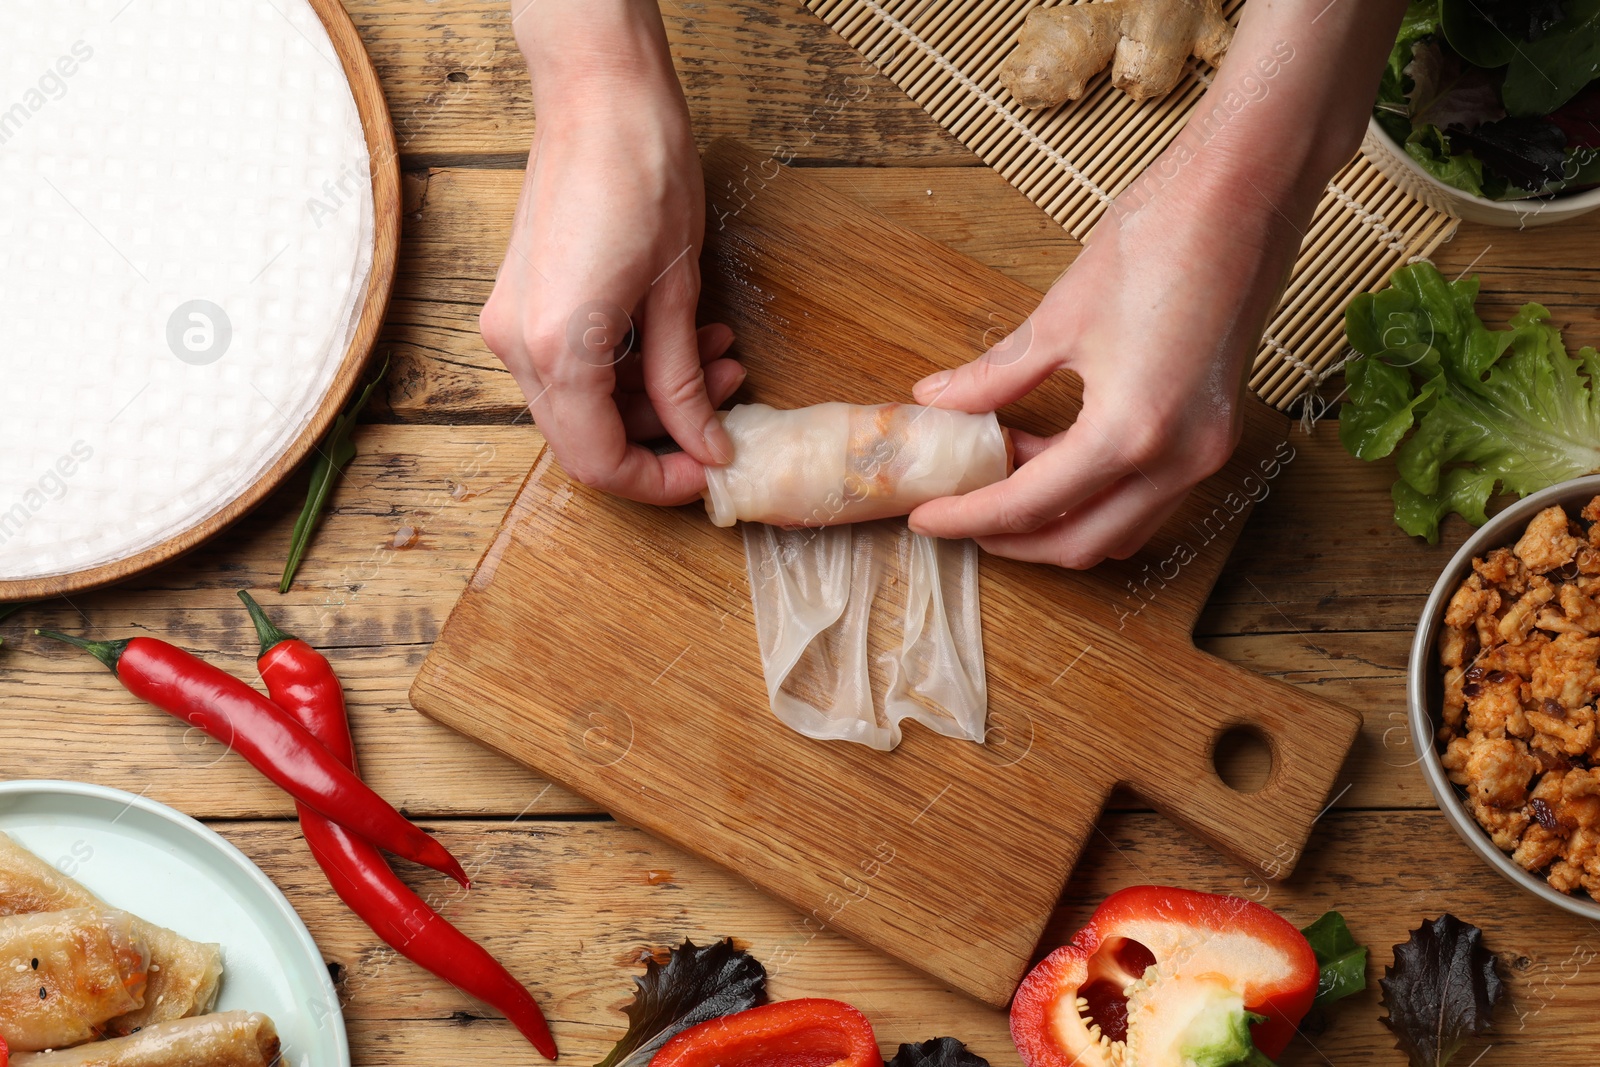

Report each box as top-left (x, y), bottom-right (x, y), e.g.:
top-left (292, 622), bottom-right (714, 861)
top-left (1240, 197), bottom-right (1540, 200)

top-left (410, 139), bottom-right (1362, 1007)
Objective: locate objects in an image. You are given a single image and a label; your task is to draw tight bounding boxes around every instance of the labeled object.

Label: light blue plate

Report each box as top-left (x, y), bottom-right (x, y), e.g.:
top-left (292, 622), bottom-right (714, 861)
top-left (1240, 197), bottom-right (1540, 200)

top-left (0, 780), bottom-right (348, 1067)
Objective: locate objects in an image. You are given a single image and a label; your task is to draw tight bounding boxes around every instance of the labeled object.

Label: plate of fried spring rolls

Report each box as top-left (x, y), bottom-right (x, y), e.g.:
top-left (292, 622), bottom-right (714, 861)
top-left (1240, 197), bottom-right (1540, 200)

top-left (0, 780), bottom-right (347, 1066)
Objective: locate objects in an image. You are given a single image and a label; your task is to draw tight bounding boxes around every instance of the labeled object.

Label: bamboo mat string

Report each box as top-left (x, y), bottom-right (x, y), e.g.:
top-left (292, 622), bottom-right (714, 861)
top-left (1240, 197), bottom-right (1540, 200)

top-left (805, 0), bottom-right (1460, 408)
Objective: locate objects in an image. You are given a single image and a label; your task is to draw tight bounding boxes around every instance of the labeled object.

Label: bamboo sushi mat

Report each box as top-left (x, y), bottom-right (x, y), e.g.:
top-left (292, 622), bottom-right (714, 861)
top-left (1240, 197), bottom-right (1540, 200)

top-left (804, 0), bottom-right (1461, 407)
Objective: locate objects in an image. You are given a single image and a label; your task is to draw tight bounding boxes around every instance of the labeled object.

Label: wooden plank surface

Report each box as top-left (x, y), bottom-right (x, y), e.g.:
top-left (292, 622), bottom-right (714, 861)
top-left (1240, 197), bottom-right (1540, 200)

top-left (225, 815), bottom-right (1600, 1067)
top-left (1, 0), bottom-right (1598, 1060)
top-left (0, 426), bottom-right (1427, 818)
top-left (384, 166), bottom-right (1079, 425)
top-left (412, 140), bottom-right (1365, 1006)
top-left (343, 0), bottom-right (968, 166)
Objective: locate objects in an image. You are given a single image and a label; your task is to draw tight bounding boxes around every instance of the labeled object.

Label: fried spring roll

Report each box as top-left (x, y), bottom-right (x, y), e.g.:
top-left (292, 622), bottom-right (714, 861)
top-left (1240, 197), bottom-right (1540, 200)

top-left (703, 402), bottom-right (1013, 528)
top-left (0, 909), bottom-right (150, 1052)
top-left (0, 833), bottom-right (222, 1034)
top-left (10, 1011), bottom-right (280, 1067)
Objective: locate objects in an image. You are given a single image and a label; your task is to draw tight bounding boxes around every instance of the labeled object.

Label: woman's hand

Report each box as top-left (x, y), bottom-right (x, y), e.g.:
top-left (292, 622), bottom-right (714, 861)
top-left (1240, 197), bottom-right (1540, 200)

top-left (906, 177), bottom-right (1294, 568)
top-left (908, 0), bottom-right (1407, 567)
top-left (481, 1), bottom-right (741, 505)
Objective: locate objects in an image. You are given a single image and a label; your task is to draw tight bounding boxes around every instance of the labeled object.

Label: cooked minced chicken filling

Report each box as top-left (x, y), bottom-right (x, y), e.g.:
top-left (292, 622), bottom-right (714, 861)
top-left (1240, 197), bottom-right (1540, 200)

top-left (1440, 499), bottom-right (1600, 899)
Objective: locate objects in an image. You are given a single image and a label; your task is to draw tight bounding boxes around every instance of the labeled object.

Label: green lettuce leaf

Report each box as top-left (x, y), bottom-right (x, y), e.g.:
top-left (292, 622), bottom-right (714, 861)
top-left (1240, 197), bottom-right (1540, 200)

top-left (1378, 0), bottom-right (1442, 123)
top-left (1339, 353), bottom-right (1435, 461)
top-left (1440, 10), bottom-right (1513, 68)
top-left (1340, 262), bottom-right (1600, 541)
top-left (1503, 0), bottom-right (1600, 117)
top-left (1403, 125), bottom-right (1488, 197)
top-left (1300, 912), bottom-right (1369, 1008)
top-left (1394, 467), bottom-right (1499, 538)
top-left (1391, 0), bottom-right (1443, 88)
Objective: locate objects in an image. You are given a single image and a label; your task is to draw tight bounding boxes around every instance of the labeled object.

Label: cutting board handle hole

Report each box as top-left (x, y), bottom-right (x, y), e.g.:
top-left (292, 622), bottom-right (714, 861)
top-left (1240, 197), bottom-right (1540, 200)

top-left (1212, 726), bottom-right (1273, 794)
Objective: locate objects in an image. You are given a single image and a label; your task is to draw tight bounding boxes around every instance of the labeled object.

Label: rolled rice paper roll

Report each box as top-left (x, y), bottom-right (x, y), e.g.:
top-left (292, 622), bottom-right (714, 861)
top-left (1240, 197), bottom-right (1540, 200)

top-left (704, 402), bottom-right (1012, 528)
top-left (11, 1011), bottom-right (280, 1067)
top-left (0, 832), bottom-right (222, 1034)
top-left (105, 927), bottom-right (223, 1035)
top-left (0, 909), bottom-right (150, 1052)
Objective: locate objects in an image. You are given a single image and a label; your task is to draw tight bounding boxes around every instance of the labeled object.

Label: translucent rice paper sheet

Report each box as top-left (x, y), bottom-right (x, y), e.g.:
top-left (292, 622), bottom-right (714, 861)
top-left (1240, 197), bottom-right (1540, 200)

top-left (0, 0), bottom-right (374, 581)
top-left (743, 520), bottom-right (987, 751)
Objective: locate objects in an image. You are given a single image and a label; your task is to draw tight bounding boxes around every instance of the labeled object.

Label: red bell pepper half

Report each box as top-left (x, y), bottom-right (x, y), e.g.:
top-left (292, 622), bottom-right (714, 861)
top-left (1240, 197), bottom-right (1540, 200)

top-left (652, 999), bottom-right (879, 1067)
top-left (1011, 886), bottom-right (1319, 1067)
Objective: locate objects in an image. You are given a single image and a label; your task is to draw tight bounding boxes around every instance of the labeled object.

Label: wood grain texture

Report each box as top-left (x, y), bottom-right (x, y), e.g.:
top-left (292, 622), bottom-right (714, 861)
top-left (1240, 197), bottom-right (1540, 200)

top-left (215, 816), bottom-right (1599, 1067)
top-left (0, 427), bottom-right (590, 820)
top-left (342, 0), bottom-right (968, 166)
top-left (0, 0), bottom-right (1593, 1059)
top-left (384, 165), bottom-right (1079, 424)
top-left (0, 0), bottom-right (402, 603)
top-left (0, 424), bottom-right (1418, 817)
top-left (383, 165), bottom-right (1600, 428)
top-left (411, 141), bottom-right (1362, 1006)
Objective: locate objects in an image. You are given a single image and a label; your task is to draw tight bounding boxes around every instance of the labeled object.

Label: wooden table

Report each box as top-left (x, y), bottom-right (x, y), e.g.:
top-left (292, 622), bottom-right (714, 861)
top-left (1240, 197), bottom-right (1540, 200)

top-left (5, 2), bottom-right (1600, 1063)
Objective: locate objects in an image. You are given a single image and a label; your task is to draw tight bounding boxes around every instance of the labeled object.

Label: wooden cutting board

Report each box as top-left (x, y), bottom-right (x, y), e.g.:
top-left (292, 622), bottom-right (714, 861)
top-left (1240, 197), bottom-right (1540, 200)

top-left (410, 139), bottom-right (1362, 1007)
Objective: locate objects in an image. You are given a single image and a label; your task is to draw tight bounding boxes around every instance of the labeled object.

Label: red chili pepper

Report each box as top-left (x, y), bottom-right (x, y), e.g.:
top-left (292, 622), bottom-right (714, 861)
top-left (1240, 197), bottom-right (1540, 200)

top-left (238, 592), bottom-right (557, 1061)
top-left (1011, 886), bottom-right (1318, 1067)
top-left (652, 999), bottom-right (879, 1067)
top-left (1, 1032), bottom-right (9, 1067)
top-left (37, 628), bottom-right (468, 889)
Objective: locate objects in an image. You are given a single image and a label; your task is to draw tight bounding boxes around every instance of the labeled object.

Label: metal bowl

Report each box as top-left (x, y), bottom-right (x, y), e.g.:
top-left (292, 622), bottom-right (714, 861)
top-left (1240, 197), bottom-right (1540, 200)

top-left (1408, 474), bottom-right (1600, 921)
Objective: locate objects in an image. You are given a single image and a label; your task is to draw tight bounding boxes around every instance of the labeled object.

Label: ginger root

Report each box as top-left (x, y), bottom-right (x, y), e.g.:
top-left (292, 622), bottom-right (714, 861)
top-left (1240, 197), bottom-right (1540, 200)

top-left (999, 0), bottom-right (1233, 108)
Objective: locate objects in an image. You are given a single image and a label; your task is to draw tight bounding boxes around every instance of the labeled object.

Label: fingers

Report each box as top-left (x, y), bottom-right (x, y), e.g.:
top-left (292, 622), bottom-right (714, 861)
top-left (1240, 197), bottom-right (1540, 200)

top-left (1105, 492), bottom-right (1187, 561)
top-left (907, 418), bottom-right (1134, 540)
top-left (620, 357), bottom-right (745, 441)
top-left (532, 370), bottom-right (709, 506)
top-left (1008, 428), bottom-right (1052, 465)
top-left (911, 319), bottom-right (1059, 414)
top-left (617, 324), bottom-right (741, 441)
top-left (641, 259), bottom-right (734, 465)
top-left (696, 322), bottom-right (736, 363)
top-left (616, 323), bottom-right (735, 391)
top-left (974, 474), bottom-right (1190, 569)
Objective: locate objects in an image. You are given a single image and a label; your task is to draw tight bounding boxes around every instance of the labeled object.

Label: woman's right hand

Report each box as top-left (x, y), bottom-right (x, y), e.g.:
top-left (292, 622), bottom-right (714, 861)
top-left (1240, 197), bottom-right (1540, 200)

top-left (482, 0), bottom-right (743, 505)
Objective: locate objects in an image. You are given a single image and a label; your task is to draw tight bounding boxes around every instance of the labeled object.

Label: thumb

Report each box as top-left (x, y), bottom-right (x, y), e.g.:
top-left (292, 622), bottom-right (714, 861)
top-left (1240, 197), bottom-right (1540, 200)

top-left (912, 319), bottom-right (1057, 413)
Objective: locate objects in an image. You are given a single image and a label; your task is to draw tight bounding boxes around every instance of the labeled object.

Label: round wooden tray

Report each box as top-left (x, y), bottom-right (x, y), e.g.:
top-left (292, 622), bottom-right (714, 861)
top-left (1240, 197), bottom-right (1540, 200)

top-left (0, 0), bottom-right (400, 603)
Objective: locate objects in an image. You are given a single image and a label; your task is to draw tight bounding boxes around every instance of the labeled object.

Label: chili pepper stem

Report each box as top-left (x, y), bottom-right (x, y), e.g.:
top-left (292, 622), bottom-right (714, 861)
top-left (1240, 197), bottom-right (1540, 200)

top-left (35, 629), bottom-right (129, 673)
top-left (238, 590), bottom-right (296, 657)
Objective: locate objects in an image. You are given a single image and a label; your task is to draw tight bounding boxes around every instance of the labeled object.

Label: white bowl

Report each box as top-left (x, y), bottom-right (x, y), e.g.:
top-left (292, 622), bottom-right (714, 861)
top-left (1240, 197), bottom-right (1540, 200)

top-left (1362, 116), bottom-right (1600, 228)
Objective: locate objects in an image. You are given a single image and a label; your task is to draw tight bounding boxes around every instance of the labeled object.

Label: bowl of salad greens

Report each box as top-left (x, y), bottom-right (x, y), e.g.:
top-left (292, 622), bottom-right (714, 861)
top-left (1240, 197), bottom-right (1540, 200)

top-left (1363, 0), bottom-right (1600, 227)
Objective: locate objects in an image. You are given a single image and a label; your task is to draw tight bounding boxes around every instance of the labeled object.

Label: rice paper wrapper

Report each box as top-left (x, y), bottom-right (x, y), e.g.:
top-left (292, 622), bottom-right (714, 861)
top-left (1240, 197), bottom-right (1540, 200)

top-left (0, 909), bottom-right (150, 1052)
top-left (743, 519), bottom-right (987, 751)
top-left (0, 0), bottom-right (375, 581)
